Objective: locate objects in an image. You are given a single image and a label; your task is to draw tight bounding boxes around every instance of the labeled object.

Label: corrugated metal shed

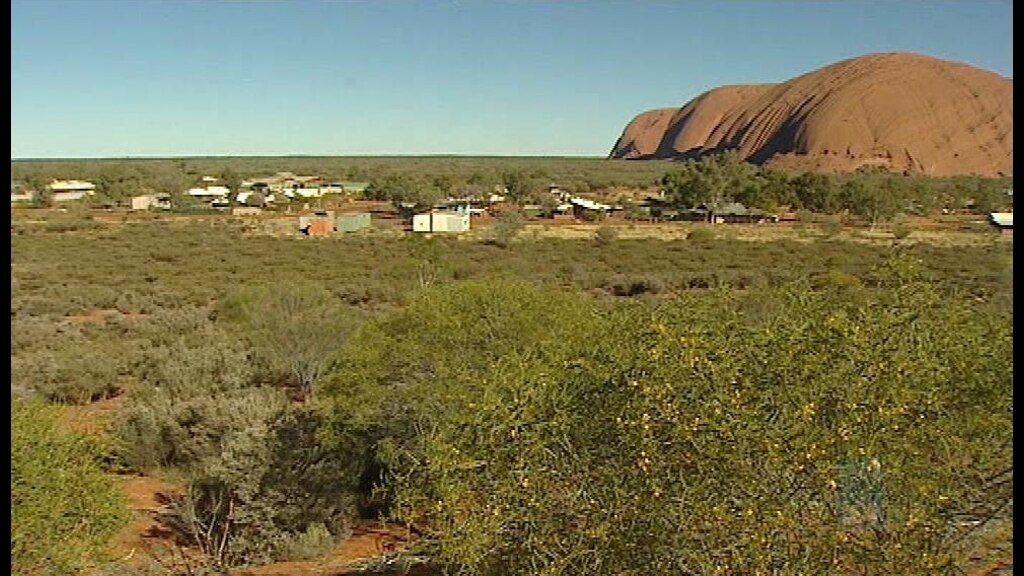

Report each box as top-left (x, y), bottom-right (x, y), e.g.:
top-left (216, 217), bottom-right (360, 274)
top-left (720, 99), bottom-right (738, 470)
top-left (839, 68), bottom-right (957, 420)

top-left (307, 219), bottom-right (334, 237)
top-left (299, 210), bottom-right (335, 230)
top-left (336, 212), bottom-right (371, 233)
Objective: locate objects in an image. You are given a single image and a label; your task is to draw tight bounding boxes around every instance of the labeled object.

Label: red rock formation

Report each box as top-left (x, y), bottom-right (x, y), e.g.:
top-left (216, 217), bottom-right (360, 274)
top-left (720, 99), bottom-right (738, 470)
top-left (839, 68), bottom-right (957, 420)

top-left (610, 52), bottom-right (1012, 177)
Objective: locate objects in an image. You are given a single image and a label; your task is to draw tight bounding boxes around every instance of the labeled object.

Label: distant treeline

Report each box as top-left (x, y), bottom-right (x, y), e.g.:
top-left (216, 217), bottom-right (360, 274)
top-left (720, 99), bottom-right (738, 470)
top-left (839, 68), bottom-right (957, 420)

top-left (10, 154), bottom-right (1013, 217)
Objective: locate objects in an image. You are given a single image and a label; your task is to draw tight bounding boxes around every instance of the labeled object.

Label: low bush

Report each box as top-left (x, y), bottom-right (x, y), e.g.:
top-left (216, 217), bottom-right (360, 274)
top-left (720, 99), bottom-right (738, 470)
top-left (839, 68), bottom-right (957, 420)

top-left (603, 273), bottom-right (663, 297)
top-left (157, 405), bottom-right (362, 570)
top-left (594, 225), bottom-right (619, 246)
top-left (275, 523), bottom-right (337, 562)
top-left (810, 269), bottom-right (865, 291)
top-left (486, 212), bottom-right (525, 248)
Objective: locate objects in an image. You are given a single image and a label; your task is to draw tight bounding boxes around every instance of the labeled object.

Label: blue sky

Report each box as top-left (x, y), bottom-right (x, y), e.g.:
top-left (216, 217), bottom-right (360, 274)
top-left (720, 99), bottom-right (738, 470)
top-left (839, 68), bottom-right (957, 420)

top-left (10, 0), bottom-right (1013, 158)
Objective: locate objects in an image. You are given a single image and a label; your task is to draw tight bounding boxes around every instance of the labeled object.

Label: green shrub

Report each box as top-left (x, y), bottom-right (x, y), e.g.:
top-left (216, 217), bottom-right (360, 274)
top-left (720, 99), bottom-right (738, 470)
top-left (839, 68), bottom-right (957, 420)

top-left (891, 223), bottom-right (914, 240)
top-left (594, 225), bottom-right (619, 246)
top-left (324, 275), bottom-right (1011, 575)
top-left (158, 405), bottom-right (361, 570)
top-left (276, 523), bottom-right (337, 562)
top-left (686, 227), bottom-right (715, 242)
top-left (603, 273), bottom-right (663, 297)
top-left (218, 282), bottom-right (363, 400)
top-left (11, 400), bottom-right (130, 576)
top-left (12, 333), bottom-right (133, 405)
top-left (487, 212), bottom-right (525, 248)
top-left (115, 319), bottom-right (363, 571)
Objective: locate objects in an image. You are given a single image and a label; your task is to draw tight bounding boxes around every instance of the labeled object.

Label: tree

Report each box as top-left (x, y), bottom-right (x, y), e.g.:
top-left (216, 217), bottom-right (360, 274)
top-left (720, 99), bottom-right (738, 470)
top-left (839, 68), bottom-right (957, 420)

top-left (943, 176), bottom-right (975, 213)
top-left (501, 170), bottom-right (542, 204)
top-left (366, 174), bottom-right (443, 215)
top-left (757, 167), bottom-right (794, 209)
top-left (970, 180), bottom-right (1011, 214)
top-left (841, 177), bottom-right (901, 230)
top-left (246, 190), bottom-right (267, 207)
top-left (791, 172), bottom-right (840, 213)
top-left (661, 164), bottom-right (706, 210)
top-left (526, 188), bottom-right (559, 215)
top-left (661, 151), bottom-right (752, 221)
top-left (218, 167), bottom-right (243, 194)
top-left (433, 175), bottom-right (456, 197)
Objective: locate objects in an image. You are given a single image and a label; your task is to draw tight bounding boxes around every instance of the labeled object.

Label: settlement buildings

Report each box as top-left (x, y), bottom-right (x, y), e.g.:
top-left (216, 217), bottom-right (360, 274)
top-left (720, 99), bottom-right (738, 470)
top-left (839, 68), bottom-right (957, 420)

top-left (240, 172), bottom-right (370, 200)
top-left (298, 211), bottom-right (373, 237)
top-left (10, 181), bottom-right (35, 204)
top-left (130, 193), bottom-right (172, 211)
top-left (47, 180), bottom-right (97, 202)
top-left (10, 179), bottom-right (99, 204)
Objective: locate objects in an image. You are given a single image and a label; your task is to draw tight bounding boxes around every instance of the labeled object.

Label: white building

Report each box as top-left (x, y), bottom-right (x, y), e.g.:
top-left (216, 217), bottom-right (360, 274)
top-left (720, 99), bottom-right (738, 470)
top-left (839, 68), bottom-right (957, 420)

top-left (47, 180), bottom-right (96, 202)
top-left (186, 185), bottom-right (231, 198)
top-left (10, 190), bottom-right (36, 203)
top-left (989, 212), bottom-right (1013, 229)
top-left (10, 182), bottom-right (36, 204)
top-left (130, 193), bottom-right (172, 211)
top-left (412, 212), bottom-right (471, 233)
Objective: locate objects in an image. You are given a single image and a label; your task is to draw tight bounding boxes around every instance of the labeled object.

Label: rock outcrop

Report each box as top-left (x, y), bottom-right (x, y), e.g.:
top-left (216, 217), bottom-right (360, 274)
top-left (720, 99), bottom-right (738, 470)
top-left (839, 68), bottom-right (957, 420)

top-left (610, 52), bottom-right (1012, 177)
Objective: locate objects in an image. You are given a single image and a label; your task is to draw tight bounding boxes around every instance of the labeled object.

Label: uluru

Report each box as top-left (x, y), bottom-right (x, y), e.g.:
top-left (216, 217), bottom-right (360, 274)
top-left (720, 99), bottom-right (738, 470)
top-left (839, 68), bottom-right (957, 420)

top-left (610, 52), bottom-right (1012, 177)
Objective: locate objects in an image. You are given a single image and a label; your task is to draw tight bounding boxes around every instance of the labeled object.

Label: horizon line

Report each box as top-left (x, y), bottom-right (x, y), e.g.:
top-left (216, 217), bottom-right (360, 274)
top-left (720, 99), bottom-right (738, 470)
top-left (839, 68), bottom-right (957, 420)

top-left (10, 153), bottom-right (639, 162)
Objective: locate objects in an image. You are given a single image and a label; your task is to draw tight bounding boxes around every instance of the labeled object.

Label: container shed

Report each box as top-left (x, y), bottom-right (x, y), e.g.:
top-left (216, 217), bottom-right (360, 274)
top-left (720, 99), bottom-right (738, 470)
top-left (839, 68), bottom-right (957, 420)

top-left (336, 212), bottom-right (372, 233)
top-left (412, 212), bottom-right (470, 233)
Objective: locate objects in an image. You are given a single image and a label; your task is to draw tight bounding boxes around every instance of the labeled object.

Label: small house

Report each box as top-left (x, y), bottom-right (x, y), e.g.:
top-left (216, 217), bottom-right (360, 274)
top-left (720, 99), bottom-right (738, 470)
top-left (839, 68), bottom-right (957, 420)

top-left (47, 180), bottom-right (96, 202)
top-left (130, 193), bottom-right (172, 211)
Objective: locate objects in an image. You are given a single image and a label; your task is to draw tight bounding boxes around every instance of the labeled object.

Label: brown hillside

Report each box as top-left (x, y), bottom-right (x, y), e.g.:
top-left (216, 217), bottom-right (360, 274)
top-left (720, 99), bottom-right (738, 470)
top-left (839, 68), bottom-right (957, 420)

top-left (610, 52), bottom-right (1013, 177)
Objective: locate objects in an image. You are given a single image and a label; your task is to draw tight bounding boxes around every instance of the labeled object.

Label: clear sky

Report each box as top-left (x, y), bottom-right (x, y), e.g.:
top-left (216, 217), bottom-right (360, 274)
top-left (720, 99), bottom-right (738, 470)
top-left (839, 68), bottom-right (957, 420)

top-left (10, 0), bottom-right (1014, 159)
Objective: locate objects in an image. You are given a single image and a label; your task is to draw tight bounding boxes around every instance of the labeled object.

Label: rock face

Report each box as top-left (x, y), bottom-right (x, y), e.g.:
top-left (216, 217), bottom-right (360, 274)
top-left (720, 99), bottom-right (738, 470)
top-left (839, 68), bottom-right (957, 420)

top-left (610, 52), bottom-right (1013, 177)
